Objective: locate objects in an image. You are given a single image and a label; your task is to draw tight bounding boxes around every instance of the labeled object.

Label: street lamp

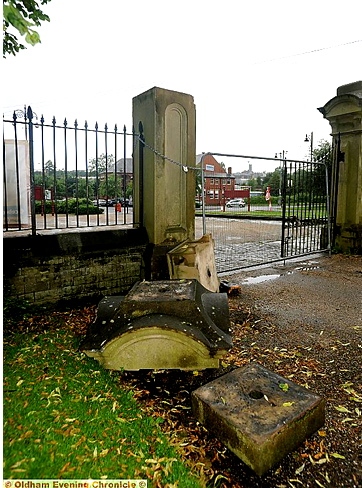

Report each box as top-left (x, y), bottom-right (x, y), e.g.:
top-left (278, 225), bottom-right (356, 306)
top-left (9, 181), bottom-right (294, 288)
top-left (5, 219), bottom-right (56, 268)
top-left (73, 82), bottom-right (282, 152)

top-left (304, 132), bottom-right (313, 162)
top-left (13, 105), bottom-right (38, 140)
top-left (275, 151), bottom-right (288, 205)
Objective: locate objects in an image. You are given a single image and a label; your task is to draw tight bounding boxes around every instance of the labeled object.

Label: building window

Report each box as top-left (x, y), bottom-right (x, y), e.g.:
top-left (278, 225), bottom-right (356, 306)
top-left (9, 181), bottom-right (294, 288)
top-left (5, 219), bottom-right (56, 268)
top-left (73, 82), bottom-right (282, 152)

top-left (210, 178), bottom-right (214, 185)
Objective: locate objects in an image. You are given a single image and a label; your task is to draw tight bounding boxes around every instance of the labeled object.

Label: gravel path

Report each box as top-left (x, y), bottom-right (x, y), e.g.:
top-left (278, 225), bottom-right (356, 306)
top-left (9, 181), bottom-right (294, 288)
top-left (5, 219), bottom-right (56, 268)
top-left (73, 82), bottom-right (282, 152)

top-left (217, 253), bottom-right (362, 487)
top-left (117, 253), bottom-right (362, 488)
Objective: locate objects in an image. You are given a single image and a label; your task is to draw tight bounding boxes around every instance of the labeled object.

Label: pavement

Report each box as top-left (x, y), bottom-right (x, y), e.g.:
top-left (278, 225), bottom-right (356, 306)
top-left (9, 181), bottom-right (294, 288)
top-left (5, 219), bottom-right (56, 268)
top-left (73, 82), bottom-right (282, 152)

top-left (222, 252), bottom-right (362, 351)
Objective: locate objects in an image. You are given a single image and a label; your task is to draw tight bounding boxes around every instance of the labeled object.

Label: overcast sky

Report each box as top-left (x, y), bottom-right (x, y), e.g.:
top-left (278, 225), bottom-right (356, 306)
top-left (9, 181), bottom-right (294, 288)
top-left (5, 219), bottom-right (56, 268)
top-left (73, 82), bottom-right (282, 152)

top-left (3, 0), bottom-right (362, 172)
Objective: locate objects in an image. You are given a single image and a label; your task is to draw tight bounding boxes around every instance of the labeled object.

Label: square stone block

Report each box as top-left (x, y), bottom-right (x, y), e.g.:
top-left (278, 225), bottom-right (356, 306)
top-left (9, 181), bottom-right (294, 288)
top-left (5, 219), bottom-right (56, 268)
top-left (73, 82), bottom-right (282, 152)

top-left (191, 362), bottom-right (325, 476)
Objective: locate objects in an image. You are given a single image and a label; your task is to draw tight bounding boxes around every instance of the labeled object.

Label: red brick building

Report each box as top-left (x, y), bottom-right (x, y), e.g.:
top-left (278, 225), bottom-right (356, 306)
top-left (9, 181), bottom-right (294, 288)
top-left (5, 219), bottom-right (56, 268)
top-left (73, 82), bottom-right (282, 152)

top-left (196, 154), bottom-right (236, 206)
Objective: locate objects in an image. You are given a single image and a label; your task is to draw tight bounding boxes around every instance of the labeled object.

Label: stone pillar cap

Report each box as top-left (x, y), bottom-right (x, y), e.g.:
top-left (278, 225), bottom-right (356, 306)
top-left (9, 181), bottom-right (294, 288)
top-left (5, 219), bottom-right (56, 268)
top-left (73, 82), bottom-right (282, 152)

top-left (337, 81), bottom-right (362, 97)
top-left (318, 81), bottom-right (362, 117)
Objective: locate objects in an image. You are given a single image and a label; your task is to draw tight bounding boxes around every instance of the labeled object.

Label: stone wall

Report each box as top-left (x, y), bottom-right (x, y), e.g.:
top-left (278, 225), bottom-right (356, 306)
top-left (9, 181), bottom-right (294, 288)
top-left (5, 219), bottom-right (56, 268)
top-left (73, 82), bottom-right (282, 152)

top-left (3, 227), bottom-right (149, 306)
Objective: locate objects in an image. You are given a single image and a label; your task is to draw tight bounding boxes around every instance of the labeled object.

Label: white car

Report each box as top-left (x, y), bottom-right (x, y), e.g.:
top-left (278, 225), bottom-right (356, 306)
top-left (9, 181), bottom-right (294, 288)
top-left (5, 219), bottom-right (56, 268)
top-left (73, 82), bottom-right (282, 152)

top-left (92, 199), bottom-right (112, 207)
top-left (226, 198), bottom-right (246, 208)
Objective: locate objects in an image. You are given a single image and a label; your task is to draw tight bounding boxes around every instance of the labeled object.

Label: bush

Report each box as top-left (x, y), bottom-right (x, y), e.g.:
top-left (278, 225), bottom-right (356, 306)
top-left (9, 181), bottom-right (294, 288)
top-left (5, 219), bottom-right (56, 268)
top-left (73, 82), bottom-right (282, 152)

top-left (35, 199), bottom-right (104, 214)
top-left (76, 204), bottom-right (103, 215)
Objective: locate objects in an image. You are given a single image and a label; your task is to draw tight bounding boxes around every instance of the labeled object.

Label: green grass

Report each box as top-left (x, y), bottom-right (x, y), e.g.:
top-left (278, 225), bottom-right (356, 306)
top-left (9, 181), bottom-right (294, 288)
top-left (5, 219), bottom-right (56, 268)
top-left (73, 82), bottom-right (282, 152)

top-left (196, 208), bottom-right (282, 218)
top-left (196, 205), bottom-right (328, 220)
top-left (3, 321), bottom-right (203, 487)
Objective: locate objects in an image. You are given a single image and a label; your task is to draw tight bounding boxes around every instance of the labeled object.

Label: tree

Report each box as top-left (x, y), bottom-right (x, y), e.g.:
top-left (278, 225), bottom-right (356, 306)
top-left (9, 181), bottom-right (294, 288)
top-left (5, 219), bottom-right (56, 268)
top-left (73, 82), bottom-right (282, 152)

top-left (313, 140), bottom-right (331, 163)
top-left (311, 140), bottom-right (332, 195)
top-left (99, 175), bottom-right (122, 199)
top-left (3, 0), bottom-right (51, 58)
top-left (89, 153), bottom-right (115, 176)
top-left (262, 168), bottom-right (282, 196)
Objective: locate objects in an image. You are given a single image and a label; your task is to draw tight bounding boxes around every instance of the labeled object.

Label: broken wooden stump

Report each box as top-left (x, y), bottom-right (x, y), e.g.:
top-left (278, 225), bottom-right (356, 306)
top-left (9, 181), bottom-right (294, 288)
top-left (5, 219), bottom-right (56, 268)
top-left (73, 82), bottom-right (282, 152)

top-left (80, 279), bottom-right (232, 371)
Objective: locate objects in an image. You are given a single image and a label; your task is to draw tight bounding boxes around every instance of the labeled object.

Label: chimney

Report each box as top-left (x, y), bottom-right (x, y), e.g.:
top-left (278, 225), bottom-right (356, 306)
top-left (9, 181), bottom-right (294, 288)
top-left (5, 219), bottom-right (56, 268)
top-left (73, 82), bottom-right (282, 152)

top-left (228, 167), bottom-right (232, 175)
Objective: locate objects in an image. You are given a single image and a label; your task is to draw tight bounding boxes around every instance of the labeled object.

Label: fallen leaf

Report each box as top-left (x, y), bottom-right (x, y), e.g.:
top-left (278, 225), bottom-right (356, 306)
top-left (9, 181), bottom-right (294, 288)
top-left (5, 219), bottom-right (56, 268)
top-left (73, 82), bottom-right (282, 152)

top-left (334, 405), bottom-right (351, 413)
top-left (283, 402), bottom-right (295, 407)
top-left (295, 463), bottom-right (305, 475)
top-left (331, 452), bottom-right (346, 459)
top-left (350, 396), bottom-right (362, 403)
top-left (314, 458), bottom-right (328, 464)
top-left (288, 479), bottom-right (303, 486)
top-left (279, 383), bottom-right (289, 392)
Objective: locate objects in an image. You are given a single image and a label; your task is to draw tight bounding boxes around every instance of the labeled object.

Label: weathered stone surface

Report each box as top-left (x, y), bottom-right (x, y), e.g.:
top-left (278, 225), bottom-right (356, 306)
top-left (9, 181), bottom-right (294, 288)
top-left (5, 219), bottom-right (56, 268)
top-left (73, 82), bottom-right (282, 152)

top-left (167, 234), bottom-right (220, 292)
top-left (191, 363), bottom-right (325, 476)
top-left (80, 279), bottom-right (232, 370)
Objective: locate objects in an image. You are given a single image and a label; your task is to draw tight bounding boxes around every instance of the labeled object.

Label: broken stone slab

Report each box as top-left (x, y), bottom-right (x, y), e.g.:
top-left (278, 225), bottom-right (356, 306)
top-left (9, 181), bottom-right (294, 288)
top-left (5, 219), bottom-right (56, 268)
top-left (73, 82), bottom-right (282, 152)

top-left (191, 362), bottom-right (325, 476)
top-left (167, 234), bottom-right (220, 293)
top-left (80, 279), bottom-right (232, 371)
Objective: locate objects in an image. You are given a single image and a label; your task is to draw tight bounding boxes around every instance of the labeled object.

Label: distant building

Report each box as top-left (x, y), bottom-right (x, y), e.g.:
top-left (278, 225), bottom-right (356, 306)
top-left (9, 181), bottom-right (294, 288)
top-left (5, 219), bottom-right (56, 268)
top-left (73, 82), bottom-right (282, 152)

top-left (233, 163), bottom-right (266, 186)
top-left (196, 154), bottom-right (235, 205)
top-left (105, 158), bottom-right (133, 187)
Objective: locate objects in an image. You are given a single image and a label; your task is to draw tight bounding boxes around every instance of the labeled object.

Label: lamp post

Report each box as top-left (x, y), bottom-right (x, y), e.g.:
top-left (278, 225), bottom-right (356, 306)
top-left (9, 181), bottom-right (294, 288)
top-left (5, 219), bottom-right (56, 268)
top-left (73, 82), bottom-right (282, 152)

top-left (304, 132), bottom-right (314, 162)
top-left (275, 150), bottom-right (287, 205)
top-left (13, 105), bottom-right (38, 140)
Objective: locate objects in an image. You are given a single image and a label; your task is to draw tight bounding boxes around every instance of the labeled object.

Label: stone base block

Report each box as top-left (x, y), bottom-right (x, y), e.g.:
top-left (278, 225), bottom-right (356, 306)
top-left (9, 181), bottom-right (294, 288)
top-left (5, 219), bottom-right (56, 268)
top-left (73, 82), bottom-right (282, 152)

top-left (191, 362), bottom-right (325, 476)
top-left (80, 280), bottom-right (232, 371)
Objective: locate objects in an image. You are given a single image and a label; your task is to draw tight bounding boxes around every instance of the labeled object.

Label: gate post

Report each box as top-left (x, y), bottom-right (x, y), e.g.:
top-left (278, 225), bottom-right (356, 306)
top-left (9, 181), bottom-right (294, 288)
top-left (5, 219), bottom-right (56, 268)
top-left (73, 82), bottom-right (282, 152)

top-left (318, 81), bottom-right (362, 254)
top-left (133, 87), bottom-right (196, 278)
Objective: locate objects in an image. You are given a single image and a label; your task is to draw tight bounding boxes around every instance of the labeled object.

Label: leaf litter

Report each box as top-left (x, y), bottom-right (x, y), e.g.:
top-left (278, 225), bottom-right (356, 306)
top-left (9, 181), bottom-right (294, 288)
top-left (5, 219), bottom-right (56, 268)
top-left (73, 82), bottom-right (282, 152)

top-left (3, 265), bottom-right (362, 488)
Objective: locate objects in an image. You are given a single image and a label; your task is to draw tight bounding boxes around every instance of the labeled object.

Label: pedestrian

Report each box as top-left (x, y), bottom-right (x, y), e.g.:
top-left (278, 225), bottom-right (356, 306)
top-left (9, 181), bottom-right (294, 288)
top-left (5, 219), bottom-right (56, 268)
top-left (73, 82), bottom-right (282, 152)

top-left (265, 186), bottom-right (272, 211)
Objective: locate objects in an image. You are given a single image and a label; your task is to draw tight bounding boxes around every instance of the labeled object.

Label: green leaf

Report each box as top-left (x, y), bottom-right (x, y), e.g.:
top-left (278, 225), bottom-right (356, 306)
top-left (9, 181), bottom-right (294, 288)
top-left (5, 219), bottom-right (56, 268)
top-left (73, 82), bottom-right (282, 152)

top-left (350, 396), bottom-right (362, 403)
top-left (4, 4), bottom-right (35, 35)
top-left (279, 383), bottom-right (289, 392)
top-left (25, 30), bottom-right (41, 46)
top-left (331, 452), bottom-right (346, 459)
top-left (334, 405), bottom-right (351, 413)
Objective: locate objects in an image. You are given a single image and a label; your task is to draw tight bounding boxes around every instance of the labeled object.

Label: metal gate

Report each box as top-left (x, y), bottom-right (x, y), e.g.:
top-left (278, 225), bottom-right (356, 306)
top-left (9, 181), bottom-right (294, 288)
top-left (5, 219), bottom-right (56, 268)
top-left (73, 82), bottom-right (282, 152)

top-left (280, 158), bottom-right (331, 259)
top-left (197, 150), bottom-right (332, 273)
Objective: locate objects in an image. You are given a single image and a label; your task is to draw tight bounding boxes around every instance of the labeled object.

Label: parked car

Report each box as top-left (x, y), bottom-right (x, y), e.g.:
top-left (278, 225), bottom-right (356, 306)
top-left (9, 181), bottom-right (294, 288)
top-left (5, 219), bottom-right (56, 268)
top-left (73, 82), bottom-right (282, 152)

top-left (226, 198), bottom-right (246, 208)
top-left (110, 198), bottom-right (130, 207)
top-left (92, 199), bottom-right (113, 207)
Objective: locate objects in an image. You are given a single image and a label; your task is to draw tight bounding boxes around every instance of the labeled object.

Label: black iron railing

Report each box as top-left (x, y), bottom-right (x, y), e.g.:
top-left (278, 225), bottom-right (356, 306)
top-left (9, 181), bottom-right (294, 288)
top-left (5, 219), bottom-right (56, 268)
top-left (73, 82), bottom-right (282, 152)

top-left (3, 106), bottom-right (137, 234)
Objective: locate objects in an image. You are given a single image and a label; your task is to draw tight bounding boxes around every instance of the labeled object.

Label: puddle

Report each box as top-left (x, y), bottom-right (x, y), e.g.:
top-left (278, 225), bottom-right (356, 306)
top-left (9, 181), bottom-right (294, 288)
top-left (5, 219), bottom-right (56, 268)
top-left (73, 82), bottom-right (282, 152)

top-left (295, 266), bottom-right (321, 272)
top-left (242, 274), bottom-right (281, 285)
top-left (237, 262), bottom-right (322, 286)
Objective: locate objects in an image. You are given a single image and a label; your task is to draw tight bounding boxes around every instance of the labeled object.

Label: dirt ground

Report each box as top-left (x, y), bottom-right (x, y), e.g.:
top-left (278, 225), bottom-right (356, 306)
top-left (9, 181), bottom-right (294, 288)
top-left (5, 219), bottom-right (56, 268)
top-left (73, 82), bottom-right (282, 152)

top-left (12, 252), bottom-right (359, 486)
top-left (217, 253), bottom-right (362, 487)
top-left (120, 253), bottom-right (362, 487)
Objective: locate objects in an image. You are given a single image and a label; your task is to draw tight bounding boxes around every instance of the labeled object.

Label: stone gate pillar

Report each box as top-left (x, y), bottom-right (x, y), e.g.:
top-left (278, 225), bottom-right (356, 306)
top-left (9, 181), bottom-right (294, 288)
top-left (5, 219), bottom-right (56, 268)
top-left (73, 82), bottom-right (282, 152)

top-left (318, 81), bottom-right (362, 253)
top-left (133, 87), bottom-right (196, 278)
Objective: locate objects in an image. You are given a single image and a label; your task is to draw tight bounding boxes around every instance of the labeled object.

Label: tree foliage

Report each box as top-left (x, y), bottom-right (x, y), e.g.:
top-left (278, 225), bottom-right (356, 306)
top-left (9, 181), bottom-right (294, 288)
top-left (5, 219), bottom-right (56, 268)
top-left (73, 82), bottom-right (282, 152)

top-left (262, 168), bottom-right (282, 196)
top-left (88, 153), bottom-right (115, 175)
top-left (3, 0), bottom-right (51, 58)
